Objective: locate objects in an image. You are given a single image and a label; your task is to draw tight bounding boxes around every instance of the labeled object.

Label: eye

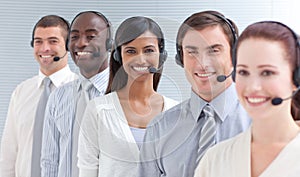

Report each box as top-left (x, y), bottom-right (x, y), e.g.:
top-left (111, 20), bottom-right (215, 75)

top-left (208, 47), bottom-right (220, 55)
top-left (49, 39), bottom-right (58, 45)
top-left (237, 69), bottom-right (249, 76)
top-left (87, 35), bottom-right (96, 40)
top-left (144, 48), bottom-right (155, 54)
top-left (261, 70), bottom-right (275, 76)
top-left (186, 49), bottom-right (198, 56)
top-left (125, 49), bottom-right (136, 55)
top-left (34, 40), bottom-right (42, 45)
top-left (70, 35), bottom-right (79, 41)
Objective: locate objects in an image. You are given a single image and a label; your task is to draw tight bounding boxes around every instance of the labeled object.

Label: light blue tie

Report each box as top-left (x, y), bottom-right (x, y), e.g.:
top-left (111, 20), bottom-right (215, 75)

top-left (31, 77), bottom-right (52, 177)
top-left (196, 104), bottom-right (216, 163)
top-left (71, 80), bottom-right (93, 177)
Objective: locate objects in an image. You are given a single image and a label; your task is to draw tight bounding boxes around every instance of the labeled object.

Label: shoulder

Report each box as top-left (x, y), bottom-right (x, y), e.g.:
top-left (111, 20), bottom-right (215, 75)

top-left (147, 99), bottom-right (189, 128)
top-left (12, 75), bottom-right (39, 95)
top-left (162, 96), bottom-right (179, 110)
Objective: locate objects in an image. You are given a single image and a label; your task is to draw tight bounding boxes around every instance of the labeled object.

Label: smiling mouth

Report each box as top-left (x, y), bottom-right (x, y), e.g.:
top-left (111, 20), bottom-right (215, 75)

top-left (247, 97), bottom-right (268, 104)
top-left (132, 66), bottom-right (149, 72)
top-left (76, 51), bottom-right (92, 56)
top-left (195, 72), bottom-right (215, 77)
top-left (40, 55), bottom-right (53, 59)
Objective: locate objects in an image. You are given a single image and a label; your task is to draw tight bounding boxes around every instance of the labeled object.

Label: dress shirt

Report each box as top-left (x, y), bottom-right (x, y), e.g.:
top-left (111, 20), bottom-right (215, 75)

top-left (0, 65), bottom-right (76, 177)
top-left (77, 92), bottom-right (178, 177)
top-left (138, 83), bottom-right (251, 177)
top-left (41, 68), bottom-right (109, 177)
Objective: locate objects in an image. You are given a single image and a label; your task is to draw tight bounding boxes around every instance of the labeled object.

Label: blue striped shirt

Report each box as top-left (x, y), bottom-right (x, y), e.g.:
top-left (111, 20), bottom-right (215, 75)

top-left (41, 68), bottom-right (109, 177)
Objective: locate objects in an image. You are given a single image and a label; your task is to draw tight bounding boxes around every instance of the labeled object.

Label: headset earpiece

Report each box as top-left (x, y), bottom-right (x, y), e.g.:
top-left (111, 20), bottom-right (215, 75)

top-left (159, 49), bottom-right (168, 66)
top-left (293, 68), bottom-right (300, 87)
top-left (175, 48), bottom-right (183, 67)
top-left (113, 48), bottom-right (121, 63)
top-left (106, 38), bottom-right (113, 52)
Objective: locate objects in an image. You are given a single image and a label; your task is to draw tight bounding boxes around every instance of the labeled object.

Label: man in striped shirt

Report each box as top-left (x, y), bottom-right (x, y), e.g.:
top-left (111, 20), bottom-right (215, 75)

top-left (40, 11), bottom-right (113, 177)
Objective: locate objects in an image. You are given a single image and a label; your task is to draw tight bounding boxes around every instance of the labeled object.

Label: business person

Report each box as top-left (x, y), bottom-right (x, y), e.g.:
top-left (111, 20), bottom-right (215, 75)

top-left (77, 16), bottom-right (178, 177)
top-left (138, 10), bottom-right (251, 177)
top-left (0, 15), bottom-right (76, 177)
top-left (194, 21), bottom-right (300, 177)
top-left (41, 11), bottom-right (112, 177)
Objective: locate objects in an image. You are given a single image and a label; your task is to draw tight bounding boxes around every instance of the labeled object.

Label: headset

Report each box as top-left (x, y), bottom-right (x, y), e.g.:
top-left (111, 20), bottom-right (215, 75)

top-left (175, 12), bottom-right (238, 68)
top-left (112, 18), bottom-right (168, 67)
top-left (231, 21), bottom-right (300, 87)
top-left (30, 15), bottom-right (70, 50)
top-left (70, 11), bottom-right (113, 52)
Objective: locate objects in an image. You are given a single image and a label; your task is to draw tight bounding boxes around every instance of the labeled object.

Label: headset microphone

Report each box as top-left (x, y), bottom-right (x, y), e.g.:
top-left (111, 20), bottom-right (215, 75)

top-left (149, 65), bottom-right (164, 74)
top-left (271, 87), bottom-right (300, 106)
top-left (217, 71), bottom-right (234, 82)
top-left (53, 51), bottom-right (67, 62)
top-left (149, 67), bottom-right (158, 74)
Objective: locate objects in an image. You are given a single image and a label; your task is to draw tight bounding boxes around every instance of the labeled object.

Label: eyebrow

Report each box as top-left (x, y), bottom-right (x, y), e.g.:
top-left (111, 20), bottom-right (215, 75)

top-left (184, 46), bottom-right (198, 50)
top-left (33, 37), bottom-right (59, 40)
top-left (124, 45), bottom-right (156, 50)
top-left (70, 29), bottom-right (98, 33)
top-left (236, 64), bottom-right (277, 69)
top-left (205, 44), bottom-right (223, 50)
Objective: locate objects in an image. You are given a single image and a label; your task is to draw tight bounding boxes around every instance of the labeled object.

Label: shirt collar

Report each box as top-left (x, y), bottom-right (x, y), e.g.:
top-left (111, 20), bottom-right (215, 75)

top-left (37, 65), bottom-right (72, 88)
top-left (76, 67), bottom-right (109, 93)
top-left (189, 83), bottom-right (239, 122)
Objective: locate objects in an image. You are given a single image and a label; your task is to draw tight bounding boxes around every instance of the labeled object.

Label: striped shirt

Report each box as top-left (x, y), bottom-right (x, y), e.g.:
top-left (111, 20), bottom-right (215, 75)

top-left (41, 68), bottom-right (109, 177)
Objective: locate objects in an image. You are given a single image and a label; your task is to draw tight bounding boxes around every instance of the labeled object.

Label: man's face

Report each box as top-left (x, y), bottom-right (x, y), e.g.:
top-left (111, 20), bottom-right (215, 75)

top-left (33, 26), bottom-right (68, 76)
top-left (69, 12), bottom-right (109, 78)
top-left (182, 25), bottom-right (233, 101)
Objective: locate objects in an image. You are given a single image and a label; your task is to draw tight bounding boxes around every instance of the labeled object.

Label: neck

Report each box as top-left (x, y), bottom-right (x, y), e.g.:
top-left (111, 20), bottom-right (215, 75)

top-left (251, 112), bottom-right (299, 144)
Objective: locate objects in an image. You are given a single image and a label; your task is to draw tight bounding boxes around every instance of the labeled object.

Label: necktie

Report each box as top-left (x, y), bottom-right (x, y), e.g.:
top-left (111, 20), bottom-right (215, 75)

top-left (31, 77), bottom-right (52, 177)
top-left (196, 104), bottom-right (217, 164)
top-left (71, 80), bottom-right (93, 177)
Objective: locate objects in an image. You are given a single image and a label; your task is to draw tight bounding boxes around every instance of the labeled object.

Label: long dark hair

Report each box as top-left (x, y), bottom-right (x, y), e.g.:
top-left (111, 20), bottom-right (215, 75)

top-left (106, 16), bottom-right (166, 93)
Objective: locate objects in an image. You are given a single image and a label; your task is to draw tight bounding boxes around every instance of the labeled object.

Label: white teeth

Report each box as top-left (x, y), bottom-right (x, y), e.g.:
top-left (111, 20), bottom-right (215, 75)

top-left (77, 52), bottom-right (91, 56)
top-left (196, 73), bottom-right (213, 77)
top-left (248, 97), bottom-right (267, 103)
top-left (41, 55), bottom-right (52, 58)
top-left (133, 66), bottom-right (148, 71)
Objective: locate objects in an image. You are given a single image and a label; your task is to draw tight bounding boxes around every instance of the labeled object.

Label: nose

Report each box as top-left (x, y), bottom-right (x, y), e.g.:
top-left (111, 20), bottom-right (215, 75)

top-left (76, 36), bottom-right (88, 48)
top-left (246, 75), bottom-right (262, 92)
top-left (136, 53), bottom-right (147, 64)
top-left (195, 54), bottom-right (209, 70)
top-left (40, 41), bottom-right (51, 52)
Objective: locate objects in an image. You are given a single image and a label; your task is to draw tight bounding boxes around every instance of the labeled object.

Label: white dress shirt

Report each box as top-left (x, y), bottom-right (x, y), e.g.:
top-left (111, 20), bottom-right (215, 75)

top-left (0, 65), bottom-right (77, 177)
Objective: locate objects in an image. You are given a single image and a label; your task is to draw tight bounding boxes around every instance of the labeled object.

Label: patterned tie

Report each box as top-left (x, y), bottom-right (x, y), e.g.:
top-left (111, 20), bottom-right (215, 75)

top-left (31, 77), bottom-right (52, 177)
top-left (196, 104), bottom-right (217, 164)
top-left (71, 80), bottom-right (93, 177)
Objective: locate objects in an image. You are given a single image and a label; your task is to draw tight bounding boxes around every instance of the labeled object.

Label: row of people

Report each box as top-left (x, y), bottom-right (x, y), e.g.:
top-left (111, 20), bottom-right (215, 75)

top-left (1, 9), bottom-right (300, 177)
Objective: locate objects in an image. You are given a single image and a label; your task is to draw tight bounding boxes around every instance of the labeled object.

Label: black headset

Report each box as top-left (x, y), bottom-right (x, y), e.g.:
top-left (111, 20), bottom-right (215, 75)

top-left (70, 11), bottom-right (113, 52)
top-left (30, 15), bottom-right (70, 50)
top-left (231, 21), bottom-right (300, 87)
top-left (175, 12), bottom-right (238, 68)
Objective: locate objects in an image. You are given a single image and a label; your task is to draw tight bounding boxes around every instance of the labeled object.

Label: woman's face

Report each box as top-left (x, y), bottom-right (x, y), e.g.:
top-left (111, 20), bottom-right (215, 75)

top-left (235, 38), bottom-right (295, 119)
top-left (121, 30), bottom-right (160, 81)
